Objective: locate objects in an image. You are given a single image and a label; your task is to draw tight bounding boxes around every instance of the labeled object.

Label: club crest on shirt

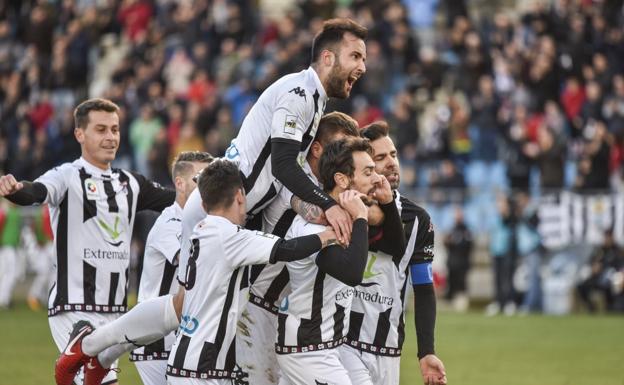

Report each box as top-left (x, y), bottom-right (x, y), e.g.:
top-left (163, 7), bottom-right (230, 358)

top-left (84, 178), bottom-right (99, 200)
top-left (283, 114), bottom-right (297, 135)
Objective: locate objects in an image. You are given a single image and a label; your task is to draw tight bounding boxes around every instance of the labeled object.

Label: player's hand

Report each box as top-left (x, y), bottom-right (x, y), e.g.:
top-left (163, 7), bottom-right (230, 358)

top-left (367, 204), bottom-right (384, 226)
top-left (0, 174), bottom-right (24, 197)
top-left (325, 204), bottom-right (352, 245)
top-left (318, 227), bottom-right (340, 248)
top-left (339, 190), bottom-right (368, 220)
top-left (419, 354), bottom-right (447, 385)
top-left (373, 175), bottom-right (393, 204)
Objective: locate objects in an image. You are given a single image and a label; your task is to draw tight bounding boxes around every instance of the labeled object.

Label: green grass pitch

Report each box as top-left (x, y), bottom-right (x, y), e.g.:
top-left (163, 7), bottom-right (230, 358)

top-left (1, 305), bottom-right (622, 385)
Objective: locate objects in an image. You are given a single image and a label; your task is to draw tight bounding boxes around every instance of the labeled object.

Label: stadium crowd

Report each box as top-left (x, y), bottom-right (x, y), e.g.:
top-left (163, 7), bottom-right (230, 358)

top-left (1, 0), bottom-right (624, 314)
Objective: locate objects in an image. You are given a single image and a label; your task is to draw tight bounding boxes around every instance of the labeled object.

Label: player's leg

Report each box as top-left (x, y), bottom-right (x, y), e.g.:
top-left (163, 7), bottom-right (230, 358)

top-left (276, 348), bottom-right (352, 385)
top-left (338, 345), bottom-right (374, 385)
top-left (50, 311), bottom-right (122, 385)
top-left (81, 294), bottom-right (179, 358)
top-left (135, 360), bottom-right (168, 385)
top-left (0, 246), bottom-right (18, 307)
top-left (237, 303), bottom-right (280, 385)
top-left (376, 355), bottom-right (401, 385)
top-left (167, 376), bottom-right (237, 385)
top-left (56, 293), bottom-right (180, 384)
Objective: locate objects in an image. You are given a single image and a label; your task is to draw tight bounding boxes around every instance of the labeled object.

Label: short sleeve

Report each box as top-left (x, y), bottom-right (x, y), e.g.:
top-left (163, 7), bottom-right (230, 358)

top-left (270, 88), bottom-right (311, 143)
top-left (410, 211), bottom-right (435, 265)
top-left (35, 165), bottom-right (69, 206)
top-left (148, 218), bottom-right (181, 264)
top-left (177, 190), bottom-right (206, 283)
top-left (223, 228), bottom-right (281, 267)
top-left (129, 171), bottom-right (176, 212)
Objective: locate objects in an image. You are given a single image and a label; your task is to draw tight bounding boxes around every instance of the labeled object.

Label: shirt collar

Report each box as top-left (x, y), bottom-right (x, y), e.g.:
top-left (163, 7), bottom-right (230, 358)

top-left (75, 157), bottom-right (114, 178)
top-left (302, 160), bottom-right (321, 188)
top-left (307, 66), bottom-right (328, 101)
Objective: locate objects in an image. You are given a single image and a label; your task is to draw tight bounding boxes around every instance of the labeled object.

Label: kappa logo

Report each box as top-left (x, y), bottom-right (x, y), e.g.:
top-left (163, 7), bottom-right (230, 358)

top-left (289, 87), bottom-right (306, 100)
top-left (98, 215), bottom-right (124, 247)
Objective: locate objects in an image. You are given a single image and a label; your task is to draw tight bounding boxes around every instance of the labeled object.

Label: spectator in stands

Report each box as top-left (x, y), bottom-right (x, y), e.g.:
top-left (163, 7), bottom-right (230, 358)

top-left (525, 125), bottom-right (566, 193)
top-left (515, 192), bottom-right (543, 313)
top-left (443, 207), bottom-right (473, 311)
top-left (502, 105), bottom-right (533, 191)
top-left (470, 74), bottom-right (501, 162)
top-left (486, 195), bottom-right (516, 316)
top-left (577, 229), bottom-right (624, 313)
top-left (430, 159), bottom-right (466, 205)
top-left (130, 104), bottom-right (164, 177)
top-left (575, 120), bottom-right (612, 192)
top-left (0, 200), bottom-right (21, 309)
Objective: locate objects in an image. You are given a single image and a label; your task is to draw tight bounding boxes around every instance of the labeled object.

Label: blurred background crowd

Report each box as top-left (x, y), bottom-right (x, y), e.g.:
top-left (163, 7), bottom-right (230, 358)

top-left (0, 0), bottom-right (623, 314)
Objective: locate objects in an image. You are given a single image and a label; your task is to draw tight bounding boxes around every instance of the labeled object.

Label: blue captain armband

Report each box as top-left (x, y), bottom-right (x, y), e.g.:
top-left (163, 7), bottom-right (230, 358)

top-left (410, 262), bottom-right (433, 285)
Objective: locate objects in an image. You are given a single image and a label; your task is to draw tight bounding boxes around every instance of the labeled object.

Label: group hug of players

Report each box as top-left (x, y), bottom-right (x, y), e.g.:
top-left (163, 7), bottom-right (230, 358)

top-left (0, 18), bottom-right (446, 385)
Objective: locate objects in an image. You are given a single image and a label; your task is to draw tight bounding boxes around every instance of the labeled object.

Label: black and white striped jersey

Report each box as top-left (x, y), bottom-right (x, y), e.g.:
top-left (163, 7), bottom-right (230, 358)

top-left (276, 215), bottom-right (353, 353)
top-left (168, 215), bottom-right (280, 379)
top-left (38, 158), bottom-right (174, 316)
top-left (249, 162), bottom-right (318, 314)
top-left (346, 192), bottom-right (434, 356)
top-left (224, 67), bottom-right (327, 216)
top-left (130, 202), bottom-right (182, 362)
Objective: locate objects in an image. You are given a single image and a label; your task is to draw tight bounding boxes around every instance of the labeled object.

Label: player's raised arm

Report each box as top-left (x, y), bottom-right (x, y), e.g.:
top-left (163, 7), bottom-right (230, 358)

top-left (0, 174), bottom-right (48, 205)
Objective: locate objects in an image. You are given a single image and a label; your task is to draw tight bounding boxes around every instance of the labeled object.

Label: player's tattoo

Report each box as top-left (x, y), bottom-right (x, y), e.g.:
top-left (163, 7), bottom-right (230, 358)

top-left (291, 195), bottom-right (325, 224)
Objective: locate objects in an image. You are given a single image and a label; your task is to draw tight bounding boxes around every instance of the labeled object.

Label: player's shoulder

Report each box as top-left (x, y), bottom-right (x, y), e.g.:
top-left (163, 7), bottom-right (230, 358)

top-left (288, 214), bottom-right (325, 237)
top-left (153, 203), bottom-right (182, 229)
top-left (52, 161), bottom-right (80, 174)
top-left (273, 69), bottom-right (317, 104)
top-left (397, 193), bottom-right (431, 223)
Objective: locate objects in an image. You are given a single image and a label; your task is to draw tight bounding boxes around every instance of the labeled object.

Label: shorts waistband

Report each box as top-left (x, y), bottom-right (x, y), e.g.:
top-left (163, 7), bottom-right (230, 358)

top-left (345, 339), bottom-right (402, 357)
top-left (129, 351), bottom-right (169, 361)
top-left (275, 337), bottom-right (346, 355)
top-left (166, 365), bottom-right (247, 381)
top-left (248, 293), bottom-right (279, 315)
top-left (48, 304), bottom-right (127, 316)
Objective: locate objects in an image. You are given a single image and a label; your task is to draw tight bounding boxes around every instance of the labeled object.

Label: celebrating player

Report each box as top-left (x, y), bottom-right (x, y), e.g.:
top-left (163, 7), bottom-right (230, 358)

top-left (339, 122), bottom-right (447, 385)
top-left (130, 152), bottom-right (212, 385)
top-left (275, 138), bottom-right (406, 385)
top-left (0, 98), bottom-right (176, 385)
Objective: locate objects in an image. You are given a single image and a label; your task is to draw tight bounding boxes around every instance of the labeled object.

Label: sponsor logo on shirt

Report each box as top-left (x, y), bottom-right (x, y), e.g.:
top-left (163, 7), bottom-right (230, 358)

top-left (180, 315), bottom-right (199, 334)
top-left (84, 178), bottom-right (99, 200)
top-left (83, 248), bottom-right (129, 260)
top-left (225, 143), bottom-right (240, 161)
top-left (339, 287), bottom-right (394, 306)
top-left (288, 87), bottom-right (306, 100)
top-left (98, 215), bottom-right (124, 246)
top-left (283, 114), bottom-right (297, 135)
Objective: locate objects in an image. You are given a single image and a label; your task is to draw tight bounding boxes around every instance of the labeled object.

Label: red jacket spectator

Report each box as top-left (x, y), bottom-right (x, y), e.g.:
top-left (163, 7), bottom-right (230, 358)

top-left (117, 0), bottom-right (153, 42)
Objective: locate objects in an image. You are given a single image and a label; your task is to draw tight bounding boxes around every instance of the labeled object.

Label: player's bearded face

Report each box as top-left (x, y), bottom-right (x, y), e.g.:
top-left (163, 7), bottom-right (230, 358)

top-left (326, 55), bottom-right (350, 99)
top-left (347, 152), bottom-right (381, 205)
top-left (371, 137), bottom-right (400, 190)
top-left (326, 54), bottom-right (360, 99)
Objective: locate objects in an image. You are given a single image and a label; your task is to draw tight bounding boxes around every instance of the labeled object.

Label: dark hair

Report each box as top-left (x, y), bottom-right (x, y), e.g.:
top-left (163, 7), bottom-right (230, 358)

top-left (360, 121), bottom-right (390, 141)
top-left (74, 98), bottom-right (120, 129)
top-left (319, 137), bottom-right (372, 192)
top-left (311, 18), bottom-right (368, 63)
top-left (171, 151), bottom-right (214, 179)
top-left (316, 111), bottom-right (360, 145)
top-left (197, 159), bottom-right (243, 211)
